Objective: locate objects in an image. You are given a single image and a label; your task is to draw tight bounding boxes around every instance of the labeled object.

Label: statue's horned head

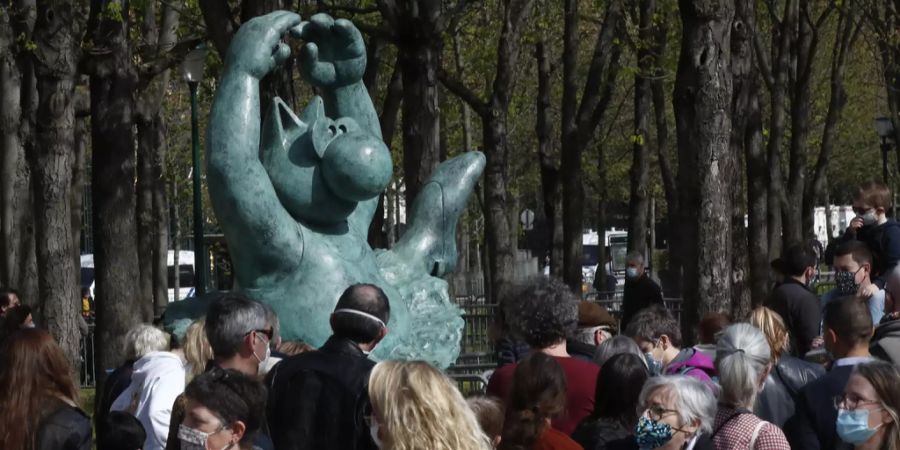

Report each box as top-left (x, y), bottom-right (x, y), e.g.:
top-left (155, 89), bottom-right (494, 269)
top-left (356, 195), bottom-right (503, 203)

top-left (260, 97), bottom-right (393, 225)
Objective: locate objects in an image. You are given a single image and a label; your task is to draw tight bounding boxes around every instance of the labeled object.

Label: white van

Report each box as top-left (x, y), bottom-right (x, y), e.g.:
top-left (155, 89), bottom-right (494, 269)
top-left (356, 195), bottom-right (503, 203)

top-left (80, 250), bottom-right (196, 302)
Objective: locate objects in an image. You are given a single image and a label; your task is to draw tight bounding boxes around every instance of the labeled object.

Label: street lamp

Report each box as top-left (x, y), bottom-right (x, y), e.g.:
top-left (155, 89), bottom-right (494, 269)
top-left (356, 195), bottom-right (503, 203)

top-left (875, 117), bottom-right (895, 185)
top-left (182, 44), bottom-right (208, 296)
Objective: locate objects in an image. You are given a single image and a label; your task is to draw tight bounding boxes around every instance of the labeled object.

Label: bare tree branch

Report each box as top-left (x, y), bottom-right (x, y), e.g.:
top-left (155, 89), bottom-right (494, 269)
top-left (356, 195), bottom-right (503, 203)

top-left (438, 68), bottom-right (487, 116)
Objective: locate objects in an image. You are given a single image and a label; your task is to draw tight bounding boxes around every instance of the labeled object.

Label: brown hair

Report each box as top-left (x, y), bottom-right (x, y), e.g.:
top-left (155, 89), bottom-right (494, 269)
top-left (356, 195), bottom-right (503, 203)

top-left (467, 396), bottom-right (505, 444)
top-left (277, 340), bottom-right (314, 356)
top-left (498, 353), bottom-right (567, 450)
top-left (698, 312), bottom-right (730, 345)
top-left (854, 181), bottom-right (892, 210)
top-left (853, 361), bottom-right (900, 450)
top-left (750, 307), bottom-right (790, 360)
top-left (0, 329), bottom-right (79, 450)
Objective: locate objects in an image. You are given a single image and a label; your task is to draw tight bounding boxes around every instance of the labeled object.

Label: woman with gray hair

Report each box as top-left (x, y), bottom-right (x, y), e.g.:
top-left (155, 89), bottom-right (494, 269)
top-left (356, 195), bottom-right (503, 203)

top-left (593, 335), bottom-right (645, 367)
top-left (711, 324), bottom-right (789, 449)
top-left (635, 375), bottom-right (716, 450)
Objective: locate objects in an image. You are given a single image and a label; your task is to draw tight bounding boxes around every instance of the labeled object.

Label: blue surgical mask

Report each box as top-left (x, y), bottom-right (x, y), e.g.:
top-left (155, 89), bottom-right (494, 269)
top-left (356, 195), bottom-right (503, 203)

top-left (626, 267), bottom-right (640, 280)
top-left (836, 408), bottom-right (883, 444)
top-left (635, 415), bottom-right (674, 449)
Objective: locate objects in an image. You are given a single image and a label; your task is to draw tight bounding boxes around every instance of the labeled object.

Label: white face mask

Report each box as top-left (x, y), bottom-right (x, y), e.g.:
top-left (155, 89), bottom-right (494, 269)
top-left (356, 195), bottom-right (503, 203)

top-left (369, 419), bottom-right (383, 449)
top-left (253, 333), bottom-right (271, 374)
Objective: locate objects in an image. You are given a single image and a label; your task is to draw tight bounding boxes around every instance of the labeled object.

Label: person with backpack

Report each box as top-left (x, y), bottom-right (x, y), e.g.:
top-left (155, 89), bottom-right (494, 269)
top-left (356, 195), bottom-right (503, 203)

top-left (711, 324), bottom-right (790, 450)
top-left (626, 305), bottom-right (717, 387)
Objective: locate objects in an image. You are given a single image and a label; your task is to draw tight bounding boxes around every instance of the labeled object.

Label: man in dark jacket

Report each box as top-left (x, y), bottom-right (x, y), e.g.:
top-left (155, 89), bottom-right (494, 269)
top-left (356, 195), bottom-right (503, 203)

top-left (872, 265), bottom-right (900, 365)
top-left (620, 251), bottom-right (663, 332)
top-left (266, 284), bottom-right (390, 450)
top-left (766, 242), bottom-right (820, 357)
top-left (784, 295), bottom-right (874, 450)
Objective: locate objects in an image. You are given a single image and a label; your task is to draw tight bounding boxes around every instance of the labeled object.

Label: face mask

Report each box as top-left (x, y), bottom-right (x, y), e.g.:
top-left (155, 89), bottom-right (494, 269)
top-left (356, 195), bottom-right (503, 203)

top-left (835, 269), bottom-right (860, 295)
top-left (254, 341), bottom-right (271, 375)
top-left (836, 408), bottom-right (883, 444)
top-left (369, 419), bottom-right (383, 449)
top-left (626, 267), bottom-right (640, 280)
top-left (861, 210), bottom-right (878, 226)
top-left (635, 415), bottom-right (674, 449)
top-left (644, 352), bottom-right (662, 376)
top-left (178, 424), bottom-right (232, 450)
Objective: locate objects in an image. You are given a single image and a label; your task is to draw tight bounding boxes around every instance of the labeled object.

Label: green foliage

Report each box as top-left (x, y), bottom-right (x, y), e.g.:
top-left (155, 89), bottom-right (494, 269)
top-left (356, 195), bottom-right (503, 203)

top-left (100, 1), bottom-right (124, 22)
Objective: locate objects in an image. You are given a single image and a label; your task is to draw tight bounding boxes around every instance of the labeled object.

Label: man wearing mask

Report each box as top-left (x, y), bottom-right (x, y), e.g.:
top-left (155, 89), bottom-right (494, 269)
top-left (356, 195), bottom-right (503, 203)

top-left (821, 241), bottom-right (884, 325)
top-left (784, 295), bottom-right (874, 450)
top-left (165, 292), bottom-right (277, 450)
top-left (266, 284), bottom-right (390, 450)
top-left (619, 251), bottom-right (663, 333)
top-left (767, 243), bottom-right (821, 357)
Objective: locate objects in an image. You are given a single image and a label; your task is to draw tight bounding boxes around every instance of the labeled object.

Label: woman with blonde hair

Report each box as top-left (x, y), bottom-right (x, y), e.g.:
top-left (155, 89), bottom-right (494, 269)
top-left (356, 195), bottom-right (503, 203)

top-left (835, 360), bottom-right (900, 450)
top-left (182, 319), bottom-right (214, 381)
top-left (750, 306), bottom-right (824, 426)
top-left (368, 360), bottom-right (493, 450)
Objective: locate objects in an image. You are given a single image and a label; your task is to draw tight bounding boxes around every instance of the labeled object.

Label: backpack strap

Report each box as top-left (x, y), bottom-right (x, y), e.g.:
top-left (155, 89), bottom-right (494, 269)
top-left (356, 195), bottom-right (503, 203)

top-left (710, 408), bottom-right (752, 438)
top-left (749, 420), bottom-right (767, 449)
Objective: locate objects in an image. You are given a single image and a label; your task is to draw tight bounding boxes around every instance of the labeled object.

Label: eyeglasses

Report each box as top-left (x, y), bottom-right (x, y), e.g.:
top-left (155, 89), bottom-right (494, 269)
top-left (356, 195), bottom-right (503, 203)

top-left (246, 328), bottom-right (274, 341)
top-left (646, 404), bottom-right (679, 422)
top-left (833, 394), bottom-right (883, 411)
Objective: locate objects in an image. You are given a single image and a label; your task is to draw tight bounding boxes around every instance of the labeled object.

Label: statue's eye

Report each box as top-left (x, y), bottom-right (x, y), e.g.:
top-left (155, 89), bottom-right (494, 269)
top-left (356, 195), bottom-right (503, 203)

top-left (338, 124), bottom-right (347, 134)
top-left (328, 125), bottom-right (337, 135)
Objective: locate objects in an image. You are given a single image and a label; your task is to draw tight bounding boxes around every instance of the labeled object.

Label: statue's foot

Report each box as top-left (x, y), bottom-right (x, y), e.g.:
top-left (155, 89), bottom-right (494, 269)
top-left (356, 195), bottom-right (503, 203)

top-left (390, 151), bottom-right (485, 277)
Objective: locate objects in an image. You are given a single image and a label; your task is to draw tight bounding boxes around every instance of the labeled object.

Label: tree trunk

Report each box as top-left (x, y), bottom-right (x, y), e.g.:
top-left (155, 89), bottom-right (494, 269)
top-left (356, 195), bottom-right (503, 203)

top-left (560, 0), bottom-right (625, 292)
top-left (151, 116), bottom-right (169, 315)
top-left (368, 60), bottom-right (403, 248)
top-left (674, 0), bottom-right (735, 342)
top-left (733, 0), bottom-right (768, 306)
top-left (440, 0), bottom-right (534, 302)
top-left (805, 5), bottom-right (860, 240)
top-left (89, 0), bottom-right (144, 377)
top-left (627, 0), bottom-right (654, 256)
top-left (31, 0), bottom-right (81, 370)
top-left (0, 1), bottom-right (39, 306)
top-left (395, 7), bottom-right (443, 213)
top-left (595, 140), bottom-right (609, 284)
top-left (762, 0), bottom-right (795, 260)
top-left (536, 41), bottom-right (563, 278)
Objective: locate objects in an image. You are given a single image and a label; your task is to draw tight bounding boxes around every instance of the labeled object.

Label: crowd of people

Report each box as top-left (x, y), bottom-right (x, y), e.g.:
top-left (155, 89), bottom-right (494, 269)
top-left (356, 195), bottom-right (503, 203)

top-left (3, 181), bottom-right (900, 450)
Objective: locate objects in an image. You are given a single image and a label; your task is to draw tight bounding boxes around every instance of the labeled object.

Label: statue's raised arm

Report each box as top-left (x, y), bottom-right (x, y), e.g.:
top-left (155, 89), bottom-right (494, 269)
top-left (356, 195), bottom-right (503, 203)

top-left (206, 12), bottom-right (306, 284)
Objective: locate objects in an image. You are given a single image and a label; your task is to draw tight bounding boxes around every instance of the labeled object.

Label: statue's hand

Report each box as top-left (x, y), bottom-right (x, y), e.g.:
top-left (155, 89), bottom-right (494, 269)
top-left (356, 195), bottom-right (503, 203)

top-left (292, 13), bottom-right (366, 88)
top-left (226, 11), bottom-right (301, 80)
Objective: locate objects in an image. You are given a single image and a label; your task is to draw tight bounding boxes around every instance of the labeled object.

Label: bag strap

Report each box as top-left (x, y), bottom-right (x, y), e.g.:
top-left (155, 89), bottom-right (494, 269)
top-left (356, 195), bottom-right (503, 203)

top-left (749, 420), bottom-right (767, 449)
top-left (710, 408), bottom-right (751, 438)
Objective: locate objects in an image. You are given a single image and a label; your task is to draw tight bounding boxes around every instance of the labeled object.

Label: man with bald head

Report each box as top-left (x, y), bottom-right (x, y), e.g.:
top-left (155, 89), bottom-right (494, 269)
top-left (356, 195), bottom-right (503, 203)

top-left (266, 284), bottom-right (390, 450)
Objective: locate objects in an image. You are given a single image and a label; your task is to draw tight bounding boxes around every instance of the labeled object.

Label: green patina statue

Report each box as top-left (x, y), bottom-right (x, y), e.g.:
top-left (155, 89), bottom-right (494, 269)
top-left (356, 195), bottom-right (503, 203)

top-left (164, 11), bottom-right (484, 368)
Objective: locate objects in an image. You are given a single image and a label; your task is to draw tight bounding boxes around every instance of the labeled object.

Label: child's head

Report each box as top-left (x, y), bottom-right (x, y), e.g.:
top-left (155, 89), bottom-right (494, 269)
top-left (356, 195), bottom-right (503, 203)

top-left (466, 396), bottom-right (504, 448)
top-left (853, 181), bottom-right (892, 219)
top-left (99, 411), bottom-right (146, 450)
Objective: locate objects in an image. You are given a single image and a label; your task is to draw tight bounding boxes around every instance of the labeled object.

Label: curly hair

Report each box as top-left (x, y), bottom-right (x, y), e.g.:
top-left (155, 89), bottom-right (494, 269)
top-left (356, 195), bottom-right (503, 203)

top-left (498, 352), bottom-right (567, 450)
top-left (368, 361), bottom-right (493, 450)
top-left (501, 276), bottom-right (578, 348)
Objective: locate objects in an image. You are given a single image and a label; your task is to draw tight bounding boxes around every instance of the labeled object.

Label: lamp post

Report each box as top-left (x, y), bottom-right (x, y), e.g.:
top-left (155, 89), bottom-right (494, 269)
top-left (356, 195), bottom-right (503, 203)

top-left (876, 117), bottom-right (895, 182)
top-left (182, 45), bottom-right (208, 296)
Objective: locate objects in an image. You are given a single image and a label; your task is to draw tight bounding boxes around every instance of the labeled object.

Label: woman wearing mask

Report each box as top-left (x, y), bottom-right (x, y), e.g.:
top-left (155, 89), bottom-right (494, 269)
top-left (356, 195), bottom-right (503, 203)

top-left (573, 353), bottom-right (649, 450)
top-left (834, 360), bottom-right (900, 449)
top-left (177, 368), bottom-right (267, 450)
top-left (368, 360), bottom-right (493, 450)
top-left (634, 375), bottom-right (715, 450)
top-left (498, 352), bottom-right (582, 450)
top-left (712, 324), bottom-right (789, 449)
top-left (750, 307), bottom-right (824, 426)
top-left (0, 329), bottom-right (92, 450)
